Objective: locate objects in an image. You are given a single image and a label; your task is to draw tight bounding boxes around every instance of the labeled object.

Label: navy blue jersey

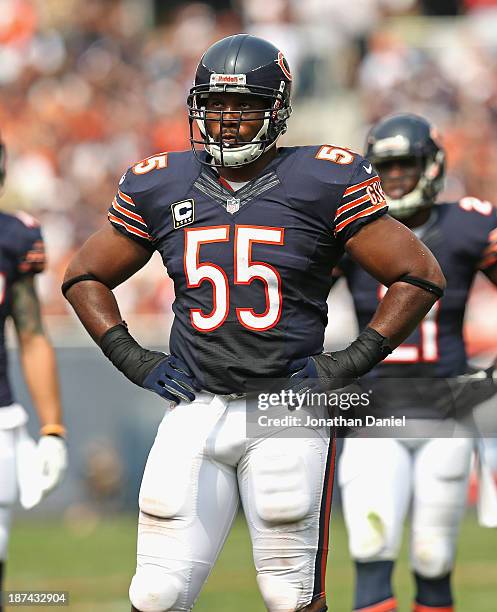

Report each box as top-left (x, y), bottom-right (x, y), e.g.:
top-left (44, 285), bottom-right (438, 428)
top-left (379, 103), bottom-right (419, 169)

top-left (108, 146), bottom-right (388, 394)
top-left (339, 199), bottom-right (497, 378)
top-left (0, 211), bottom-right (46, 407)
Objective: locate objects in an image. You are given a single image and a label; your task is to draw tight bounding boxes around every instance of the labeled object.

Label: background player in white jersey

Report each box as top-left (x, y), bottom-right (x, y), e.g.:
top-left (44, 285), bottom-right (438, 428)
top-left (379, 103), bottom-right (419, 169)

top-left (63, 36), bottom-right (445, 612)
top-left (0, 137), bottom-right (67, 609)
top-left (337, 114), bottom-right (497, 612)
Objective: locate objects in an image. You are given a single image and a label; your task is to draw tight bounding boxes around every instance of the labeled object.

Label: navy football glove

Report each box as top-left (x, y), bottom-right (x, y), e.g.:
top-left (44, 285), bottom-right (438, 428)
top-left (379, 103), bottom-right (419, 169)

top-left (99, 323), bottom-right (200, 405)
top-left (142, 354), bottom-right (198, 404)
top-left (288, 357), bottom-right (320, 394)
top-left (289, 328), bottom-right (391, 393)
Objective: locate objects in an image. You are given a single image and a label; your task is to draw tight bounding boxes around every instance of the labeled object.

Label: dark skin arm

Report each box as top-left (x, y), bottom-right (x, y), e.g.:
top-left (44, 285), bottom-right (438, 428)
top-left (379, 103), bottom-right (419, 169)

top-left (345, 214), bottom-right (446, 348)
top-left (63, 224), bottom-right (152, 344)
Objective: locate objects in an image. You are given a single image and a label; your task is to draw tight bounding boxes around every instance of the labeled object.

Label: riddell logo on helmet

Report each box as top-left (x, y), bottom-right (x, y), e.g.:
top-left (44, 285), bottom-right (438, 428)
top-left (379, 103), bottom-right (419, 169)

top-left (210, 74), bottom-right (247, 85)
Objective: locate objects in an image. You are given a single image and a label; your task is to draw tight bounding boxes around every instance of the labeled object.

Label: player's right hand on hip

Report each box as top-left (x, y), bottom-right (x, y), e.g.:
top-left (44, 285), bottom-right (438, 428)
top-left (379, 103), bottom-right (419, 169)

top-left (142, 354), bottom-right (200, 404)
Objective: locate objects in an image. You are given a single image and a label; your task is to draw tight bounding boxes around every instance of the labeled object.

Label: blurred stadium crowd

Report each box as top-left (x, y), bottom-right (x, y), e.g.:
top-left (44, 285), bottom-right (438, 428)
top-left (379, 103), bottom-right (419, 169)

top-left (1, 0), bottom-right (497, 353)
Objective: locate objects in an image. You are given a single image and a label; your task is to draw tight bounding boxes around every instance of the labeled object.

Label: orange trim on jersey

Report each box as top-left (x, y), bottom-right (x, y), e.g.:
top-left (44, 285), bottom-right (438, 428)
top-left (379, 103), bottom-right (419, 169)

top-left (355, 597), bottom-right (397, 612)
top-left (18, 262), bottom-right (44, 272)
top-left (343, 176), bottom-right (379, 197)
top-left (118, 189), bottom-right (135, 206)
top-left (413, 604), bottom-right (453, 612)
top-left (25, 252), bottom-right (46, 261)
top-left (335, 203), bottom-right (387, 233)
top-left (108, 213), bottom-right (152, 240)
top-left (335, 194), bottom-right (370, 218)
top-left (112, 198), bottom-right (147, 226)
top-left (479, 252), bottom-right (497, 269)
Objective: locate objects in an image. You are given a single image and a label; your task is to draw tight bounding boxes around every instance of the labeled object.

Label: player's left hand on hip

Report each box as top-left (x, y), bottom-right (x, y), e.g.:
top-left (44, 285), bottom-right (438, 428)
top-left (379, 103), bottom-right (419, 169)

top-left (142, 354), bottom-right (200, 405)
top-left (289, 352), bottom-right (357, 394)
top-left (37, 435), bottom-right (67, 495)
top-left (288, 328), bottom-right (390, 394)
top-left (288, 357), bottom-right (320, 394)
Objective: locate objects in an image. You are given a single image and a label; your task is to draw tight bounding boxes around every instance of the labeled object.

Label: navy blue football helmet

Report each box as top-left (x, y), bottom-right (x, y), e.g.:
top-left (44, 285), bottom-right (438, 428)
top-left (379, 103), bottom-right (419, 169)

top-left (188, 34), bottom-right (292, 167)
top-left (365, 113), bottom-right (445, 218)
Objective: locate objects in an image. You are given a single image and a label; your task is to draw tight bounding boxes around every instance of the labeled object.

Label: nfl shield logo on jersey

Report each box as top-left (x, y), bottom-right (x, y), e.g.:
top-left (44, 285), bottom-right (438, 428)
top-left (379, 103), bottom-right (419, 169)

top-left (226, 198), bottom-right (240, 214)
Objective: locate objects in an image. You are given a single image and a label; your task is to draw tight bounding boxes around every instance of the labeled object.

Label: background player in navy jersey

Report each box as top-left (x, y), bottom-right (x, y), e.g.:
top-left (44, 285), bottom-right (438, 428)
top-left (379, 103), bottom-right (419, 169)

top-left (337, 114), bottom-right (497, 612)
top-left (0, 137), bottom-right (66, 608)
top-left (63, 35), bottom-right (445, 612)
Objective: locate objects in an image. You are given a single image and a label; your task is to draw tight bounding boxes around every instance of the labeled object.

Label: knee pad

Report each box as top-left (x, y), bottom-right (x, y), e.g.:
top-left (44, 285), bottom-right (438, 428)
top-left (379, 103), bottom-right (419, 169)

top-left (348, 511), bottom-right (390, 561)
top-left (250, 440), bottom-right (313, 524)
top-left (129, 567), bottom-right (182, 612)
top-left (139, 453), bottom-right (194, 519)
top-left (256, 573), bottom-right (300, 612)
top-left (411, 535), bottom-right (453, 578)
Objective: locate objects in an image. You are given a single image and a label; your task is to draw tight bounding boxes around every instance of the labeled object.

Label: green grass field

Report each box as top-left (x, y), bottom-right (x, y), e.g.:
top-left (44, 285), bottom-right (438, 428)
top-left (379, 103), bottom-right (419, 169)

top-left (5, 510), bottom-right (497, 611)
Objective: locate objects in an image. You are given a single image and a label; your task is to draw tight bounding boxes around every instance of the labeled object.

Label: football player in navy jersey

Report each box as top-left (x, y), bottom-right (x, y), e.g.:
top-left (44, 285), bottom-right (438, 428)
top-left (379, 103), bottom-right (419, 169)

top-left (0, 138), bottom-right (66, 608)
top-left (337, 114), bottom-right (497, 612)
top-left (63, 36), bottom-right (445, 612)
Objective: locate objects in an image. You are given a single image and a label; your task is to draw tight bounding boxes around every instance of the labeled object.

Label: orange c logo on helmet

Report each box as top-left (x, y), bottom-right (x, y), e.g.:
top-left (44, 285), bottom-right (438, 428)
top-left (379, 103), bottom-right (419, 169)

top-left (277, 51), bottom-right (292, 81)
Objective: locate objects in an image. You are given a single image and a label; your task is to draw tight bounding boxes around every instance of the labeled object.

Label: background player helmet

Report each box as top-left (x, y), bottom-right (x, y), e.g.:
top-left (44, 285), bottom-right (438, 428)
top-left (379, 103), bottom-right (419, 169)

top-left (365, 113), bottom-right (445, 218)
top-left (187, 34), bottom-right (292, 167)
top-left (0, 138), bottom-right (5, 187)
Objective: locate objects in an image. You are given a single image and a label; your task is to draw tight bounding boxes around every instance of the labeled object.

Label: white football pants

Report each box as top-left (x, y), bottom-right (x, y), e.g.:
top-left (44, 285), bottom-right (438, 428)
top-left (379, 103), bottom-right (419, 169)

top-left (0, 404), bottom-right (30, 561)
top-left (129, 393), bottom-right (336, 612)
top-left (339, 437), bottom-right (473, 578)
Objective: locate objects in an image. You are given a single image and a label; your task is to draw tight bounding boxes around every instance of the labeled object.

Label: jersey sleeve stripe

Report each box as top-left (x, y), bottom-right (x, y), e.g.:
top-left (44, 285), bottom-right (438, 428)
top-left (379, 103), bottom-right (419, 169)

top-left (117, 190), bottom-right (135, 206)
top-left (335, 202), bottom-right (388, 233)
top-left (335, 194), bottom-right (370, 218)
top-left (479, 227), bottom-right (497, 268)
top-left (343, 176), bottom-right (379, 197)
top-left (25, 251), bottom-right (46, 261)
top-left (108, 212), bottom-right (152, 240)
top-left (479, 249), bottom-right (497, 270)
top-left (111, 198), bottom-right (147, 226)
